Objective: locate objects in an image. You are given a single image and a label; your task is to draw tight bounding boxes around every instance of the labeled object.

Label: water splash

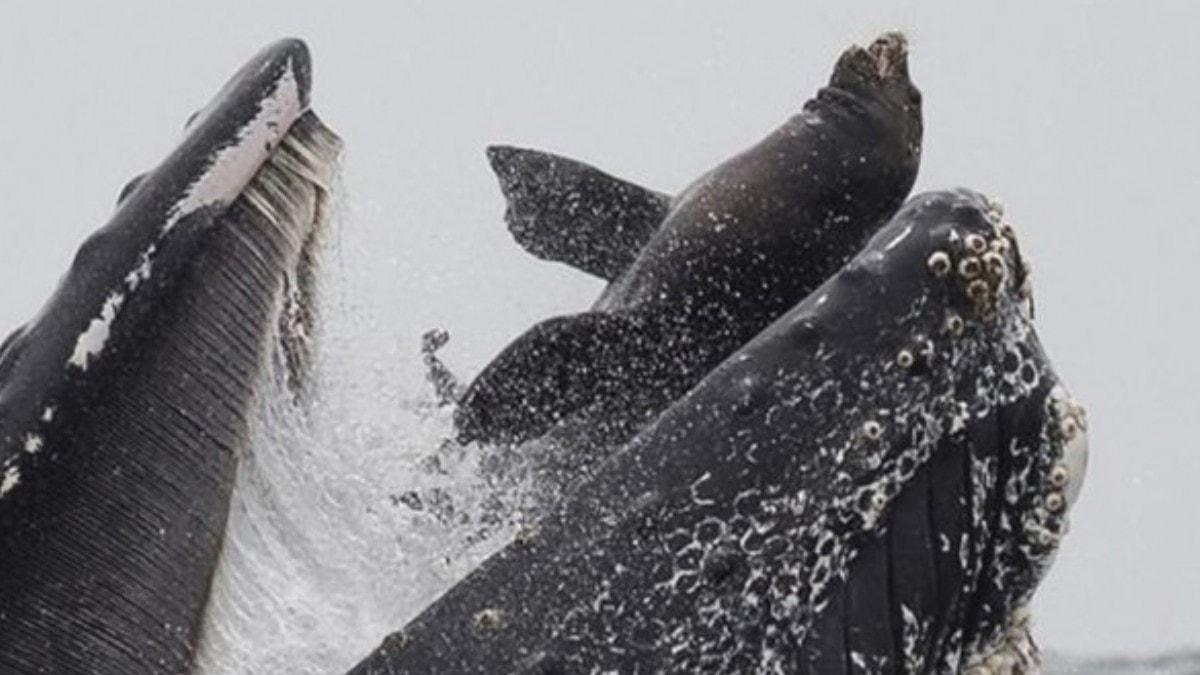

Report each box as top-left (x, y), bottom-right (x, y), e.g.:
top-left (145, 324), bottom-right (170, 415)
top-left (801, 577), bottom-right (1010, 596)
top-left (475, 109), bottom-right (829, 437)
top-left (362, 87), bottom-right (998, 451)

top-left (194, 185), bottom-right (527, 674)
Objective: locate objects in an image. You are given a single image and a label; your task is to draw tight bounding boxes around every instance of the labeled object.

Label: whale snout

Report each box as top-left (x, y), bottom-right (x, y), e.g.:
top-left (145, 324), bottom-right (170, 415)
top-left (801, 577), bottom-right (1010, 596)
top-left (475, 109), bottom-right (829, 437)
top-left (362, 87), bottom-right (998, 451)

top-left (251, 38), bottom-right (313, 111)
top-left (189, 37), bottom-right (313, 128)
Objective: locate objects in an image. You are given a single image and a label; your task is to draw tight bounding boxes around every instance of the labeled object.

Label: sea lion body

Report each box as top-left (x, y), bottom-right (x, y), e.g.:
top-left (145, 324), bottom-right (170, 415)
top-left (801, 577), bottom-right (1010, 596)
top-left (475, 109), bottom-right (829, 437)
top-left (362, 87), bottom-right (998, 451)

top-left (457, 35), bottom-right (924, 474)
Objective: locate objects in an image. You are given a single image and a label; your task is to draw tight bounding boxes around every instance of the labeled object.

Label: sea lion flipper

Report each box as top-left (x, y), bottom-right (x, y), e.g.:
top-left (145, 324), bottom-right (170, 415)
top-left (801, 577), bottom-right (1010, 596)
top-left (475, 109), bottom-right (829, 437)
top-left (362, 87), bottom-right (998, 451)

top-left (454, 311), bottom-right (659, 445)
top-left (487, 145), bottom-right (671, 281)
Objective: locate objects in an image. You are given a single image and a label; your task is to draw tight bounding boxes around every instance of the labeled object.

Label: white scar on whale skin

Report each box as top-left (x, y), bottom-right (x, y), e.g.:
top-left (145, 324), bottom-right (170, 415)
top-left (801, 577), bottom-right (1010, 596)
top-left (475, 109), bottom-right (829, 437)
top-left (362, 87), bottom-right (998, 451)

top-left (0, 466), bottom-right (20, 497)
top-left (68, 291), bottom-right (125, 371)
top-left (885, 223), bottom-right (913, 251)
top-left (65, 60), bottom-right (303, 373)
top-left (124, 245), bottom-right (155, 291)
top-left (162, 58), bottom-right (301, 235)
top-left (23, 434), bottom-right (43, 454)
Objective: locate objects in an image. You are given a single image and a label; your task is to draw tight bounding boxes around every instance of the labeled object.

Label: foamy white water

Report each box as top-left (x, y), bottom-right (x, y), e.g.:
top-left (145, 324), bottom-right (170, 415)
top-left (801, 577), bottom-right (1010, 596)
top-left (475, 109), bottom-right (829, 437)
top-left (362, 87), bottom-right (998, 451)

top-left (193, 184), bottom-right (528, 674)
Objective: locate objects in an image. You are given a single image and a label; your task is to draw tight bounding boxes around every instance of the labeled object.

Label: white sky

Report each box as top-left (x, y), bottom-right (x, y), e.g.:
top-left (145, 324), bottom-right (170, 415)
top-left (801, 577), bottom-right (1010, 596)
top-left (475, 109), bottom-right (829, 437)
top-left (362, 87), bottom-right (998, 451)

top-left (0, 1), bottom-right (1196, 659)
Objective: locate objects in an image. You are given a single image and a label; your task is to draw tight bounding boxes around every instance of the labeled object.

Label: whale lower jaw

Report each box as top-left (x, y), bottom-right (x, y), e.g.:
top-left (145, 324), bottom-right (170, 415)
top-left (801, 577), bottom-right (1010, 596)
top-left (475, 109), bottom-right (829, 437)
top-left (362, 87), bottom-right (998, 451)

top-left (342, 189), bottom-right (1086, 674)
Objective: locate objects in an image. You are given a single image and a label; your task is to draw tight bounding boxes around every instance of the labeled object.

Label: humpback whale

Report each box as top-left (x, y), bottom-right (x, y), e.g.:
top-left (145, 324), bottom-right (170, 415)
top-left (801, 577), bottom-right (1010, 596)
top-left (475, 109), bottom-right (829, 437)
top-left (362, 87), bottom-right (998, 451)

top-left (349, 190), bottom-right (1087, 674)
top-left (0, 30), bottom-right (1092, 675)
top-left (0, 39), bottom-right (341, 673)
top-left (455, 33), bottom-right (923, 471)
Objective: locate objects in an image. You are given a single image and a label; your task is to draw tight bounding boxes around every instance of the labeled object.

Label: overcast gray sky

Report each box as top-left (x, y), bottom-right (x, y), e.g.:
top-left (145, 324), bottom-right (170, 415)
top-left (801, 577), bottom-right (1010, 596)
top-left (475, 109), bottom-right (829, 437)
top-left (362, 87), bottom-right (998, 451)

top-left (1, 1), bottom-right (1196, 659)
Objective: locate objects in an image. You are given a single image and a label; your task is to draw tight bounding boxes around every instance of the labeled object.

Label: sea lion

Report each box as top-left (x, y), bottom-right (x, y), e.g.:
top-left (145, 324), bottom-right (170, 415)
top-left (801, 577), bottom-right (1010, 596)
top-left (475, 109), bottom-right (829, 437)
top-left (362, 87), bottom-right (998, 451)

top-left (455, 33), bottom-right (923, 474)
top-left (349, 189), bottom-right (1087, 673)
top-left (0, 39), bottom-right (341, 673)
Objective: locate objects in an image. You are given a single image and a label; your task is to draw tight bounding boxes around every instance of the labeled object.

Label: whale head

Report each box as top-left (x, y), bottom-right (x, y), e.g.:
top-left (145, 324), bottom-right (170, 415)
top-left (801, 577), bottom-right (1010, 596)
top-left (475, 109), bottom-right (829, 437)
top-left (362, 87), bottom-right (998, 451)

top-left (0, 38), bottom-right (341, 673)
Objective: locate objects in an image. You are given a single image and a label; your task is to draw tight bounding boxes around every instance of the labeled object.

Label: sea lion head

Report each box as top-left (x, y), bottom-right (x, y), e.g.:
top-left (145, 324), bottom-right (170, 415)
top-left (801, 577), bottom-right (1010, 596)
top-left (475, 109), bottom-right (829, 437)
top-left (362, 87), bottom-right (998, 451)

top-left (830, 32), bottom-right (920, 107)
top-left (821, 32), bottom-right (923, 172)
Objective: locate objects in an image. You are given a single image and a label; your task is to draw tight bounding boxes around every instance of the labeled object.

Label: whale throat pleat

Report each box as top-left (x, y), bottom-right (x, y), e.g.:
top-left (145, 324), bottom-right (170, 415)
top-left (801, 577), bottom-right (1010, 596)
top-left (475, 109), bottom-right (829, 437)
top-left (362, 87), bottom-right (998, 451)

top-left (0, 113), bottom-right (341, 674)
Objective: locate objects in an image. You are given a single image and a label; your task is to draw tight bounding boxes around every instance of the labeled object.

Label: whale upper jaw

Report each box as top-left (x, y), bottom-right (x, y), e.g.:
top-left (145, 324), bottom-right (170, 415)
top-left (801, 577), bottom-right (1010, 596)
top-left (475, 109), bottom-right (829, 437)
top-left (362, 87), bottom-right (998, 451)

top-left (123, 37), bottom-right (314, 231)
